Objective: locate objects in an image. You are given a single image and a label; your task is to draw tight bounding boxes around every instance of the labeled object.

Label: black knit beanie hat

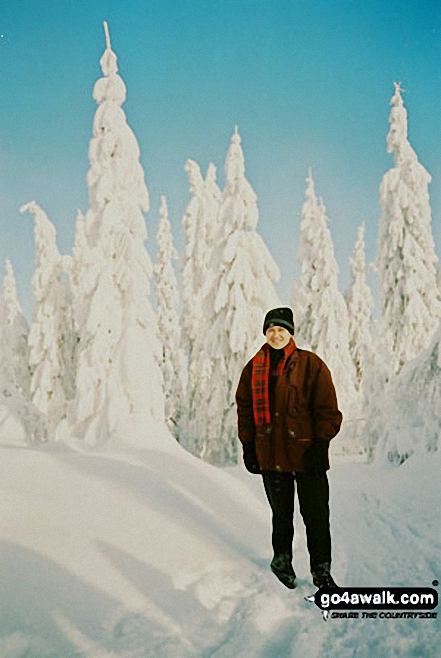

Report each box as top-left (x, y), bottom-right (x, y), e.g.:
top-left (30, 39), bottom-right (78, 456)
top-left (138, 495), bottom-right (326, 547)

top-left (263, 307), bottom-right (295, 335)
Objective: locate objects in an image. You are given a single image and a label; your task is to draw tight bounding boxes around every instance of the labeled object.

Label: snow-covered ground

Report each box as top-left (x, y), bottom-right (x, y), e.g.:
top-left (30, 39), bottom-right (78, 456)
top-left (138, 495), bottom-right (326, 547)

top-left (1, 434), bottom-right (439, 658)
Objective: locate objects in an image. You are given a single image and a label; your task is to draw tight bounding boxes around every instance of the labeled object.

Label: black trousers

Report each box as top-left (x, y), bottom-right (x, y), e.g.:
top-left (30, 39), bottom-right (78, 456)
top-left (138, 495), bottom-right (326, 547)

top-left (262, 470), bottom-right (331, 571)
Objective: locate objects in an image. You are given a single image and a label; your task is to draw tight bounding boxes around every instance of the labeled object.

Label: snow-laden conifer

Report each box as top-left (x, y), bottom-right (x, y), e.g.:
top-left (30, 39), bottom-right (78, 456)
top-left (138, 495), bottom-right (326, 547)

top-left (154, 196), bottom-right (183, 432)
top-left (20, 202), bottom-right (75, 437)
top-left (292, 170), bottom-right (357, 410)
top-left (377, 83), bottom-right (441, 374)
top-left (360, 344), bottom-right (391, 460)
top-left (345, 224), bottom-right (374, 390)
top-left (203, 163), bottom-right (222, 251)
top-left (0, 270), bottom-right (45, 445)
top-left (373, 323), bottom-right (441, 464)
top-left (180, 160), bottom-right (222, 452)
top-left (70, 210), bottom-right (92, 333)
top-left (188, 127), bottom-right (280, 465)
top-left (180, 159), bottom-right (205, 359)
top-left (181, 160), bottom-right (221, 356)
top-left (68, 23), bottom-right (164, 446)
top-left (1, 260), bottom-right (30, 396)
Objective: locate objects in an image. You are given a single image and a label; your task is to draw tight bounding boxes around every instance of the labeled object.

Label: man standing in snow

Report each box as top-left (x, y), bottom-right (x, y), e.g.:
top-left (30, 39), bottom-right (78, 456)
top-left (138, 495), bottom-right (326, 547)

top-left (236, 307), bottom-right (342, 589)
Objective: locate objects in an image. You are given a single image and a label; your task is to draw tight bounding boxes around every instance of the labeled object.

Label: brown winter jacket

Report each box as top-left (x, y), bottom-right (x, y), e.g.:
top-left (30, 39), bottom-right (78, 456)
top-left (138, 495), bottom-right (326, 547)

top-left (236, 347), bottom-right (343, 472)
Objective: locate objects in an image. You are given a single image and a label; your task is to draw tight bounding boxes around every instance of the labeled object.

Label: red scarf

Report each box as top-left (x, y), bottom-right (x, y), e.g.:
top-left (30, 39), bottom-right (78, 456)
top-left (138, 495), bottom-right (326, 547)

top-left (251, 337), bottom-right (297, 425)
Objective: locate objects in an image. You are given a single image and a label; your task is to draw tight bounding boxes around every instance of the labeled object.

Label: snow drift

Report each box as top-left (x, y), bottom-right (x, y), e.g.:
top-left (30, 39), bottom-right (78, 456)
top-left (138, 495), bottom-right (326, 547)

top-left (0, 432), bottom-right (439, 657)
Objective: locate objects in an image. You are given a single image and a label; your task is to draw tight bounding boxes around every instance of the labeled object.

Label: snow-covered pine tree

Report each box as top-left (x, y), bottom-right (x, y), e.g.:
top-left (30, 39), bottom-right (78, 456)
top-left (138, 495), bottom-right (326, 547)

top-left (292, 170), bottom-right (357, 411)
top-left (180, 159), bottom-right (205, 358)
top-left (189, 127), bottom-right (280, 465)
top-left (154, 195), bottom-right (183, 432)
top-left (201, 162), bottom-right (222, 262)
top-left (20, 202), bottom-right (75, 438)
top-left (70, 209), bottom-right (93, 334)
top-left (1, 259), bottom-right (30, 396)
top-left (181, 160), bottom-right (221, 357)
top-left (373, 322), bottom-right (441, 465)
top-left (0, 262), bottom-right (45, 445)
top-left (377, 83), bottom-right (441, 375)
top-left (359, 343), bottom-right (391, 461)
top-left (345, 224), bottom-right (374, 390)
top-left (68, 23), bottom-right (164, 446)
top-left (179, 160), bottom-right (204, 452)
top-left (180, 159), bottom-right (222, 452)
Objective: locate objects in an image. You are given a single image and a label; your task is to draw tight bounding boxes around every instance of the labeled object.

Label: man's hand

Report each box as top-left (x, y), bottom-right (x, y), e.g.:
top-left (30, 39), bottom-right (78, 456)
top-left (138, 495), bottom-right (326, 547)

top-left (243, 442), bottom-right (261, 474)
top-left (303, 439), bottom-right (329, 474)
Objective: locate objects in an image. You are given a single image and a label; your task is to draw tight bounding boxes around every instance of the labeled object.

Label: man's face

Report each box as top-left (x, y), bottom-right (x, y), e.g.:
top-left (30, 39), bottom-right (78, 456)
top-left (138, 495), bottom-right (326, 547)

top-left (265, 325), bottom-right (291, 349)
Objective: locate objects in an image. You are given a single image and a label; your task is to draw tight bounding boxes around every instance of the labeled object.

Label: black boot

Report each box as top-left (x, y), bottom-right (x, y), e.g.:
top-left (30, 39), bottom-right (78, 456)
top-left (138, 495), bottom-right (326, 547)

top-left (311, 562), bottom-right (337, 588)
top-left (271, 553), bottom-right (297, 589)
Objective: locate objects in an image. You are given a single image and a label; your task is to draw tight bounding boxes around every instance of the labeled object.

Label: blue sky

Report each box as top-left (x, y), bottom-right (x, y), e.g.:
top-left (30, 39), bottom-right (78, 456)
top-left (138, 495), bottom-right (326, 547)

top-left (0, 0), bottom-right (440, 319)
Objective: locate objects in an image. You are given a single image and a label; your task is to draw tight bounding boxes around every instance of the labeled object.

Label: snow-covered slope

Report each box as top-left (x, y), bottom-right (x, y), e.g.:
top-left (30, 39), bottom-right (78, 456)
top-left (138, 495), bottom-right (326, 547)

top-left (0, 435), bottom-right (439, 657)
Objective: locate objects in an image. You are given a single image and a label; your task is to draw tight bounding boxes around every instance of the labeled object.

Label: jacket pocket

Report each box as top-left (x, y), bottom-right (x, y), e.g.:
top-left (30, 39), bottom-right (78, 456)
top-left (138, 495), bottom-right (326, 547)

top-left (282, 422), bottom-right (313, 469)
top-left (255, 425), bottom-right (273, 468)
top-left (285, 416), bottom-right (313, 441)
